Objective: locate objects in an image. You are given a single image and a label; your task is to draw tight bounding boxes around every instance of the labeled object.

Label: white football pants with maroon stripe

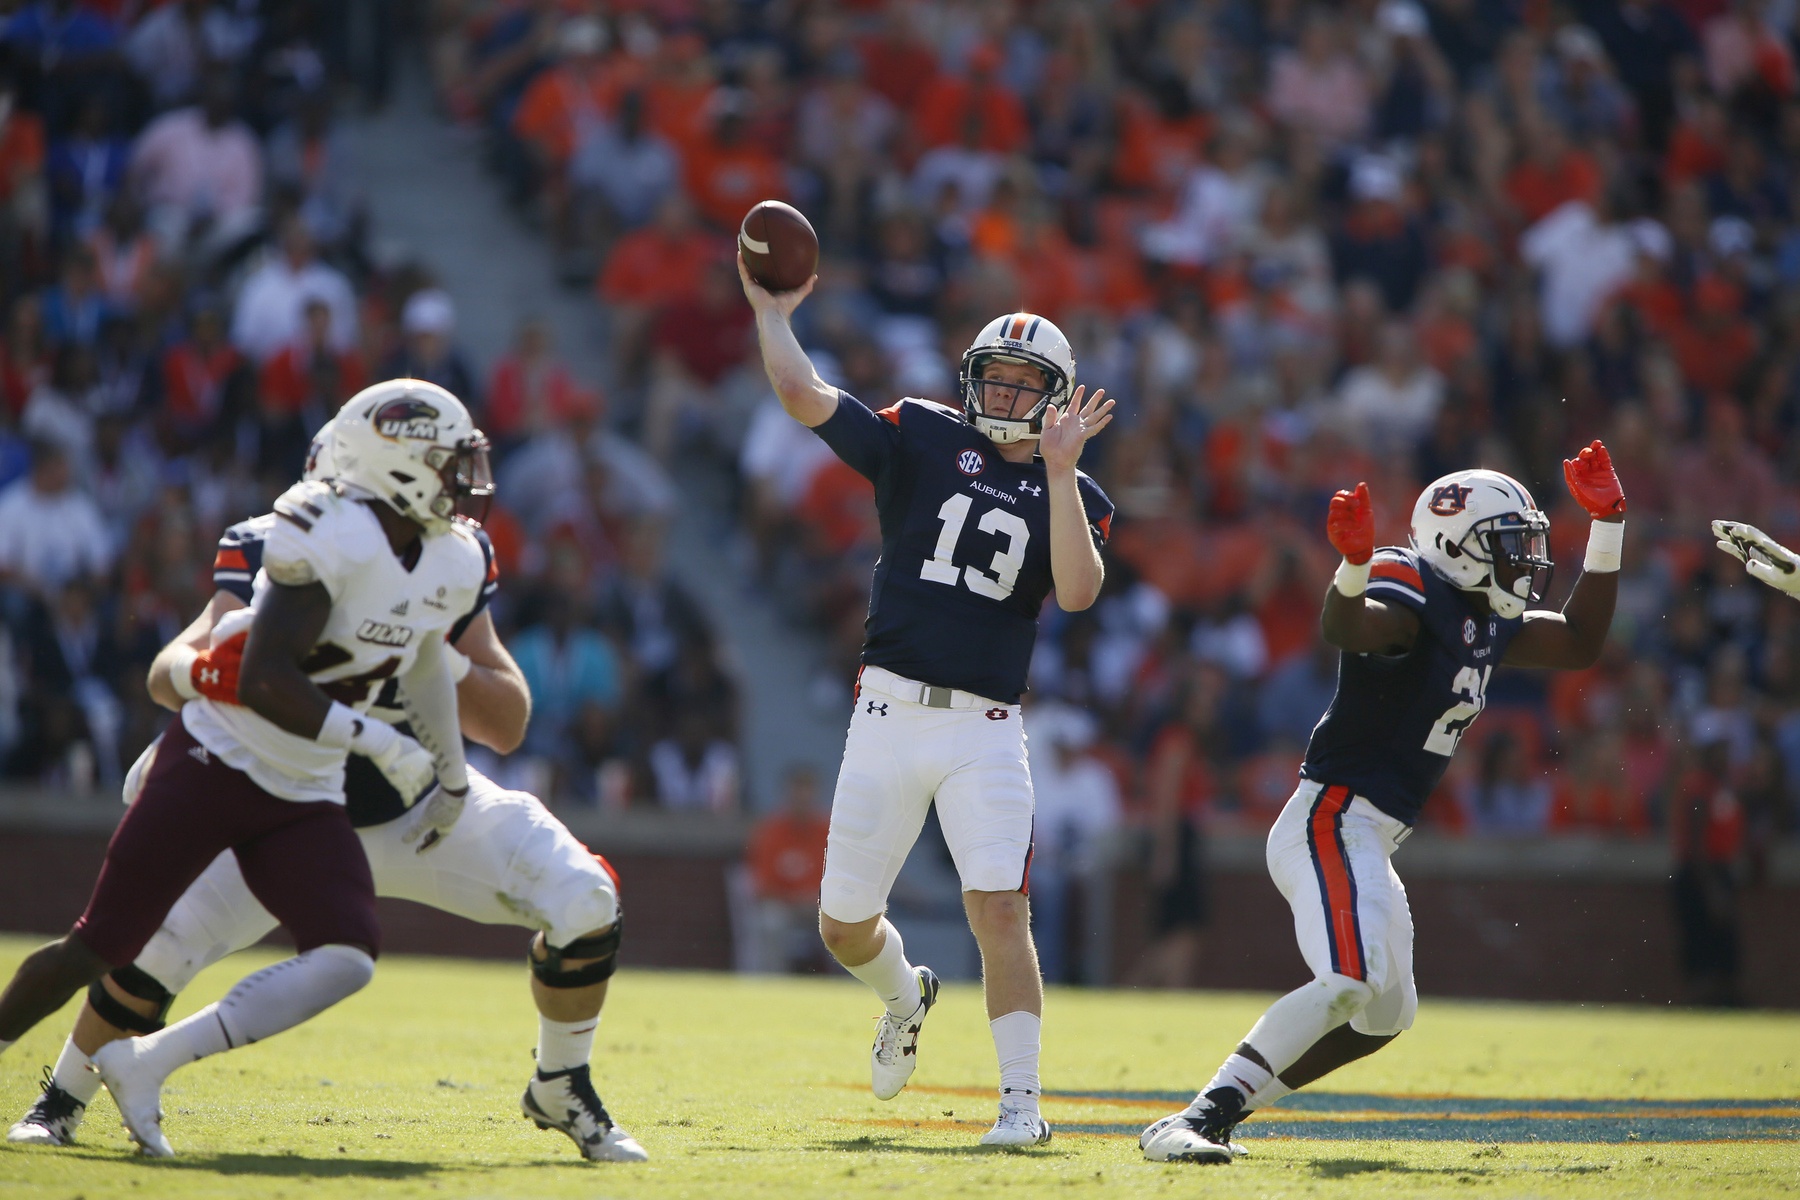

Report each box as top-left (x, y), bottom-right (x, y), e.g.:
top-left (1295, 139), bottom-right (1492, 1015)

top-left (1267, 780), bottom-right (1418, 1036)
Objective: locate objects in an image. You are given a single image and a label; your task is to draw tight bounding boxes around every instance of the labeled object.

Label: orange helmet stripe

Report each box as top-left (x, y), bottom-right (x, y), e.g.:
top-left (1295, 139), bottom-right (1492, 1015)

top-left (1007, 314), bottom-right (1028, 340)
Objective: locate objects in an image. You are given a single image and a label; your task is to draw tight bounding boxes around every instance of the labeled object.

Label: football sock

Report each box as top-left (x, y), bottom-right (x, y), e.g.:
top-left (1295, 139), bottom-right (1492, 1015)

top-left (1249, 1075), bottom-right (1294, 1109)
top-left (536, 1014), bottom-right (599, 1075)
top-left (132, 946), bottom-right (375, 1075)
top-left (1239, 974), bottom-right (1372, 1076)
top-left (1198, 1052), bottom-right (1272, 1109)
top-left (51, 1036), bottom-right (102, 1106)
top-left (990, 1011), bottom-right (1041, 1110)
top-left (844, 920), bottom-right (921, 1019)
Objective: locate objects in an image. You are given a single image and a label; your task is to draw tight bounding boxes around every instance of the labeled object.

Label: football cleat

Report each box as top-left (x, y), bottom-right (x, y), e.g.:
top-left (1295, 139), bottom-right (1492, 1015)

top-left (979, 1100), bottom-right (1052, 1146)
top-left (90, 1039), bottom-right (174, 1158)
top-left (522, 1064), bottom-right (649, 1162)
top-left (6, 1067), bottom-right (86, 1146)
top-left (870, 966), bottom-right (939, 1101)
top-left (1139, 1086), bottom-right (1249, 1164)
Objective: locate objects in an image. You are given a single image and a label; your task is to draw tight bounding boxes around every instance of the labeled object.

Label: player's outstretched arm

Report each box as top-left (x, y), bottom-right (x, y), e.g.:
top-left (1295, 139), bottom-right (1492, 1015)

top-left (1040, 387), bottom-right (1115, 611)
top-left (447, 609), bottom-right (531, 753)
top-left (738, 251), bottom-right (835, 427)
top-left (1505, 440), bottom-right (1625, 670)
top-left (1319, 482), bottom-right (1420, 654)
top-left (1713, 519), bottom-right (1800, 599)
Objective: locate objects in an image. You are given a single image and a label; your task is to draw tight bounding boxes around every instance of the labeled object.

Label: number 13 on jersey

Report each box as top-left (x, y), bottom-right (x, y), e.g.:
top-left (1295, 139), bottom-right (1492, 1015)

top-left (920, 493), bottom-right (1030, 601)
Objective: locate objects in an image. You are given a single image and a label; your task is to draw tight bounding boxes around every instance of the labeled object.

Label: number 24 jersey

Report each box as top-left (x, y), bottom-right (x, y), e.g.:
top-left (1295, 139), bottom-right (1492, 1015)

top-left (1300, 546), bottom-right (1524, 826)
top-left (813, 392), bottom-right (1114, 705)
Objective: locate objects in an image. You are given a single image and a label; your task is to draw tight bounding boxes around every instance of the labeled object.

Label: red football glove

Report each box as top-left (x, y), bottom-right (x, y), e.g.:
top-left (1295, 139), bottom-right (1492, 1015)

top-left (189, 629), bottom-right (247, 703)
top-left (1563, 439), bottom-right (1626, 518)
top-left (1327, 481), bottom-right (1375, 565)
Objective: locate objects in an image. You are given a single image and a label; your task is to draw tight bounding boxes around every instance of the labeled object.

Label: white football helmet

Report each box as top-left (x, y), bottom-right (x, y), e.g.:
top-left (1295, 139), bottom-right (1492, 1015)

top-left (303, 416), bottom-right (338, 482)
top-left (1410, 469), bottom-right (1551, 620)
top-left (959, 312), bottom-right (1076, 444)
top-left (329, 379), bottom-right (493, 534)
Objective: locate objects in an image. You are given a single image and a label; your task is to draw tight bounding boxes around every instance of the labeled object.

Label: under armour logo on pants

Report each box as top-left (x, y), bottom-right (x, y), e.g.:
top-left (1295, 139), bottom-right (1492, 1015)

top-left (866, 701), bottom-right (889, 716)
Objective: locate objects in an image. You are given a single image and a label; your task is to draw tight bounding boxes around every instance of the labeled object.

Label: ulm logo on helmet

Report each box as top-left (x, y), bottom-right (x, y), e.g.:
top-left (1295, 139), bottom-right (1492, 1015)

top-left (1428, 483), bottom-right (1474, 516)
top-left (371, 398), bottom-right (441, 442)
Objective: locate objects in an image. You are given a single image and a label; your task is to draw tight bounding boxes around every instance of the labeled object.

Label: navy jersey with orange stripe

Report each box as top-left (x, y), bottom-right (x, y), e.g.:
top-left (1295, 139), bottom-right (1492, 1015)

top-left (1300, 545), bottom-right (1523, 825)
top-left (211, 513), bottom-right (500, 828)
top-left (811, 390), bottom-right (1114, 704)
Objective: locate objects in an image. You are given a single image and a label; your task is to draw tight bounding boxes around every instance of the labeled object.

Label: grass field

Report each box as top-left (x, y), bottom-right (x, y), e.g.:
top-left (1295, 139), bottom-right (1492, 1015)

top-left (0, 935), bottom-right (1795, 1198)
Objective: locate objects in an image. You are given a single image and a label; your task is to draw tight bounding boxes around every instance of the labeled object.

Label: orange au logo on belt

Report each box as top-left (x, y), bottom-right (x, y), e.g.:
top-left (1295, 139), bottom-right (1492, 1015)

top-left (985, 708), bottom-right (1009, 720)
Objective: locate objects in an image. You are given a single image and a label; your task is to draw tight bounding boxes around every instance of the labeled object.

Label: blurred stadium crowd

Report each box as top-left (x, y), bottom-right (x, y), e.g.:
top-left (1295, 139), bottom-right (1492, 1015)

top-left (0, 0), bottom-right (741, 813)
top-left (3, 0), bottom-right (1798, 990)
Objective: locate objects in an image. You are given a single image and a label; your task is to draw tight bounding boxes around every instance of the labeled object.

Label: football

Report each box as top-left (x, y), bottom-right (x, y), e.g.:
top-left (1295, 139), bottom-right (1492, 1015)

top-left (739, 200), bottom-right (819, 293)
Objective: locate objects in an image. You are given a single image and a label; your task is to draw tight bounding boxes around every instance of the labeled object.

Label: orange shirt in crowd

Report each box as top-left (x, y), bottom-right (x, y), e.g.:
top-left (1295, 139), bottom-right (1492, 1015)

top-left (1110, 99), bottom-right (1209, 195)
top-left (856, 35), bottom-right (939, 111)
top-left (910, 76), bottom-right (1028, 154)
top-left (682, 138), bottom-right (787, 231)
top-left (1504, 148), bottom-right (1601, 224)
top-left (1145, 723), bottom-right (1219, 821)
top-left (1663, 120), bottom-right (1728, 184)
top-left (1550, 778), bottom-right (1648, 835)
top-left (746, 810), bottom-right (830, 903)
top-left (597, 226), bottom-right (723, 310)
top-left (258, 344), bottom-right (367, 416)
top-left (795, 458), bottom-right (876, 555)
top-left (513, 64), bottom-right (638, 167)
top-left (0, 108), bottom-right (45, 201)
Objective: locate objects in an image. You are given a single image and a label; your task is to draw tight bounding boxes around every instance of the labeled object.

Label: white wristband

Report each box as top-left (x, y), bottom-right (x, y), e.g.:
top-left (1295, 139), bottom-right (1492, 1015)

top-left (317, 701), bottom-right (360, 750)
top-left (444, 643), bottom-right (472, 683)
top-left (1334, 558), bottom-right (1371, 597)
top-left (167, 644), bottom-right (201, 701)
top-left (1584, 520), bottom-right (1625, 574)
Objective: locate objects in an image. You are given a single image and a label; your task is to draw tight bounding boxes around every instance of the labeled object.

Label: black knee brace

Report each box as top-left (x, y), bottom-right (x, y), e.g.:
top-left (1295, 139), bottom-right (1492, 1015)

top-left (530, 920), bottom-right (622, 988)
top-left (87, 965), bottom-right (174, 1035)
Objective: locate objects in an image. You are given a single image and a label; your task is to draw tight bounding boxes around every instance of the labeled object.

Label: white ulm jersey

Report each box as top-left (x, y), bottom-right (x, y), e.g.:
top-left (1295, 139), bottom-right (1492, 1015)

top-left (183, 480), bottom-right (486, 802)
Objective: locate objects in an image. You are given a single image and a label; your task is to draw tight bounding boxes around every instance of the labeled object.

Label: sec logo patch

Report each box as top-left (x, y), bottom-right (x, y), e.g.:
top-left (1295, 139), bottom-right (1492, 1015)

top-left (1463, 618), bottom-right (1477, 645)
top-left (956, 450), bottom-right (985, 476)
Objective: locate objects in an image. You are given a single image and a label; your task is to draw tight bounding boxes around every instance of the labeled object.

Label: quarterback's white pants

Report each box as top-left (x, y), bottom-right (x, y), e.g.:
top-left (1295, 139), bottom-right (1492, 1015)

top-left (1267, 780), bottom-right (1417, 1036)
top-left (819, 669), bottom-right (1034, 924)
top-left (133, 768), bottom-right (619, 994)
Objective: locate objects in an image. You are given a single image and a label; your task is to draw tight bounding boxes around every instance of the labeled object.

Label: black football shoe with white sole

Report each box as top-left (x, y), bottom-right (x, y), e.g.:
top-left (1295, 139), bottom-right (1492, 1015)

top-left (522, 1064), bottom-right (648, 1162)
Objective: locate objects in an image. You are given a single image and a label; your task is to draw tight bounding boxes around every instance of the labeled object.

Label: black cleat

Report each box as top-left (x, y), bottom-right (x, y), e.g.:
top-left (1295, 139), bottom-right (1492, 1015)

top-left (522, 1063), bottom-right (648, 1162)
top-left (7, 1067), bottom-right (87, 1146)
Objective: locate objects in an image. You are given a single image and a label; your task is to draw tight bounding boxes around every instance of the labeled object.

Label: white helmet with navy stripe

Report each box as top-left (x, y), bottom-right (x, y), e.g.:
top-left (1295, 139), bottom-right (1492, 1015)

top-left (1410, 469), bottom-right (1551, 620)
top-left (329, 379), bottom-right (494, 535)
top-left (959, 312), bottom-right (1076, 444)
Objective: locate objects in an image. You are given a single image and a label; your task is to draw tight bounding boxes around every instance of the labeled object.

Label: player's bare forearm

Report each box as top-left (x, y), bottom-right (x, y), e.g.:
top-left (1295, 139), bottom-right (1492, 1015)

top-left (451, 610), bottom-right (531, 753)
top-left (1320, 586), bottom-right (1420, 655)
top-left (1047, 465), bottom-right (1103, 610)
top-left (146, 591), bottom-right (244, 711)
top-left (237, 581), bottom-right (337, 737)
top-left (1504, 532), bottom-right (1620, 669)
top-left (740, 252), bottom-right (834, 426)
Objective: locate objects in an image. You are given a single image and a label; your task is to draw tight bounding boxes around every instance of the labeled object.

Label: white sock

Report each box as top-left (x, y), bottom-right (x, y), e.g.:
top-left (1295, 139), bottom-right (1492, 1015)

top-left (1249, 1076), bottom-right (1294, 1109)
top-left (990, 1011), bottom-right (1041, 1110)
top-left (133, 946), bottom-right (374, 1077)
top-left (842, 921), bottom-right (920, 1018)
top-left (1199, 1052), bottom-right (1272, 1109)
top-left (536, 1014), bottom-right (599, 1075)
top-left (1240, 975), bottom-right (1371, 1075)
top-left (52, 1036), bottom-right (102, 1106)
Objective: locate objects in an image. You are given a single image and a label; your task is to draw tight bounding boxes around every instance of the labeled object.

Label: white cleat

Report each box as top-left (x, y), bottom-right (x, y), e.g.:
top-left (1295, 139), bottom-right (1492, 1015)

top-left (1140, 1111), bottom-right (1233, 1163)
top-left (870, 966), bottom-right (939, 1101)
top-left (7, 1067), bottom-right (86, 1145)
top-left (979, 1102), bottom-right (1052, 1146)
top-left (90, 1040), bottom-right (174, 1158)
top-left (522, 1065), bottom-right (649, 1162)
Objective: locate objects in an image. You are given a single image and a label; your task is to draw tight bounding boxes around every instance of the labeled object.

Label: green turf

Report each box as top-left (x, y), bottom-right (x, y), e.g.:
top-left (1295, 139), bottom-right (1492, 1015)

top-left (0, 935), bottom-right (1795, 1198)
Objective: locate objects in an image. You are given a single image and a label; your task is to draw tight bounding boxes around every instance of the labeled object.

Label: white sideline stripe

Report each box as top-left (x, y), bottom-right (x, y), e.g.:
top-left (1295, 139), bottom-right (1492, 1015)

top-left (739, 231), bottom-right (770, 255)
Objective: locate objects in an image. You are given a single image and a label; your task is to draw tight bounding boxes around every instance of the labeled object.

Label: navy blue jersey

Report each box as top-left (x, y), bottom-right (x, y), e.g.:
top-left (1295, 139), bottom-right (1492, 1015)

top-left (211, 514), bottom-right (499, 828)
top-left (813, 391), bottom-right (1114, 704)
top-left (1300, 546), bottom-right (1523, 825)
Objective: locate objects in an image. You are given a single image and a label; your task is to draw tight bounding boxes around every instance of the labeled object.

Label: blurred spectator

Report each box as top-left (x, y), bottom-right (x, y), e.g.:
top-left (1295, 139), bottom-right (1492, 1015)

top-left (1329, 321), bottom-right (1444, 456)
top-left (595, 191), bottom-right (718, 382)
top-left (641, 255), bottom-right (756, 461)
top-left (384, 288), bottom-right (477, 404)
top-left (230, 216), bottom-right (357, 362)
top-left (1027, 703), bottom-right (1123, 985)
top-left (739, 764), bottom-right (830, 973)
top-left (1461, 731), bottom-right (1554, 834)
top-left (484, 317), bottom-right (592, 445)
top-left (1267, 11), bottom-right (1371, 148)
top-left (127, 71), bottom-right (263, 257)
top-left (46, 94), bottom-right (128, 245)
top-left (265, 93), bottom-right (362, 252)
top-left (257, 297), bottom-right (367, 476)
top-left (510, 591), bottom-right (625, 796)
top-left (0, 440), bottom-right (111, 595)
top-left (571, 89), bottom-right (678, 238)
top-left (650, 710), bottom-right (740, 813)
top-left (1670, 738), bottom-right (1749, 1006)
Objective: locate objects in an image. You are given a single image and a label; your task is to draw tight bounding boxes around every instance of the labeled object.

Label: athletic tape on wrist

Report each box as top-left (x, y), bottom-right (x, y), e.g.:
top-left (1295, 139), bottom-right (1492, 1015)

top-left (1584, 520), bottom-right (1624, 573)
top-left (1334, 557), bottom-right (1371, 597)
top-left (317, 701), bottom-right (360, 750)
top-left (168, 644), bottom-right (201, 701)
top-left (444, 644), bottom-right (472, 683)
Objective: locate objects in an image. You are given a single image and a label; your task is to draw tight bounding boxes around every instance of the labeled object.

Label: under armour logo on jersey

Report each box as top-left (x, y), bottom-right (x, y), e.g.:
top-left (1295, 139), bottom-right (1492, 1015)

top-left (187, 745), bottom-right (210, 765)
top-left (1428, 483), bottom-right (1474, 516)
top-left (390, 599), bottom-right (409, 616)
top-left (199, 667), bottom-right (221, 686)
top-left (985, 708), bottom-right (1010, 720)
top-left (956, 450), bottom-right (985, 476)
top-left (866, 701), bottom-right (889, 716)
top-left (1018, 481), bottom-right (1042, 497)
